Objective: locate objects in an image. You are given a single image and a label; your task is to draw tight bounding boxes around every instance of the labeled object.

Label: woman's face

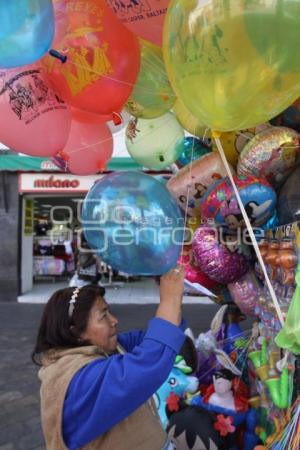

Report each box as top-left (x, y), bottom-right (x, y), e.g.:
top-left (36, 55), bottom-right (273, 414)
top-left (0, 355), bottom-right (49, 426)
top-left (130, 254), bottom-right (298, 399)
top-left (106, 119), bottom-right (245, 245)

top-left (80, 297), bottom-right (119, 353)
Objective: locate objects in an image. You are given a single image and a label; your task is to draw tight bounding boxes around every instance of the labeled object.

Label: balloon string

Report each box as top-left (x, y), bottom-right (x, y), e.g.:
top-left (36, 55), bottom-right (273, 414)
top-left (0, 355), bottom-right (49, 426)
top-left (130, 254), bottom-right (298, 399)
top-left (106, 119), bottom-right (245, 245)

top-left (213, 134), bottom-right (284, 327)
top-left (64, 58), bottom-right (177, 98)
top-left (179, 123), bottom-right (198, 257)
top-left (65, 111), bottom-right (179, 157)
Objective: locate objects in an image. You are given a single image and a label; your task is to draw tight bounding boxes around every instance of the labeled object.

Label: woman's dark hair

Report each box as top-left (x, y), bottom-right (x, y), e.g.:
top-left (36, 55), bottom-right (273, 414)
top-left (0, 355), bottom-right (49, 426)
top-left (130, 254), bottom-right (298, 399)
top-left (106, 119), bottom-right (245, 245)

top-left (32, 285), bottom-right (105, 365)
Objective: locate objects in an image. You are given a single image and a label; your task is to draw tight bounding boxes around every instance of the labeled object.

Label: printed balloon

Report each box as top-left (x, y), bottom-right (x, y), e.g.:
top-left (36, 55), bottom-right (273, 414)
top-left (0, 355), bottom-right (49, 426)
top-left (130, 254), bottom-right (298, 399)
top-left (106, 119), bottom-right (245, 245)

top-left (82, 171), bottom-right (184, 275)
top-left (125, 113), bottom-right (184, 170)
top-left (164, 0), bottom-right (300, 131)
top-left (200, 175), bottom-right (277, 229)
top-left (0, 0), bottom-right (54, 68)
top-left (0, 66), bottom-right (71, 156)
top-left (167, 153), bottom-right (232, 217)
top-left (42, 0), bottom-right (140, 116)
top-left (106, 0), bottom-right (169, 47)
top-left (238, 127), bottom-right (300, 189)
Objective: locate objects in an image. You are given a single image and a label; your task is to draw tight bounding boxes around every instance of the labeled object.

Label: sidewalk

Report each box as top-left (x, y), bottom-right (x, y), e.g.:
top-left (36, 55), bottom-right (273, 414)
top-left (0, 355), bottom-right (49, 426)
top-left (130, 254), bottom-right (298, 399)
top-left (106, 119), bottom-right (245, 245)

top-left (0, 300), bottom-right (247, 450)
top-left (18, 278), bottom-right (215, 305)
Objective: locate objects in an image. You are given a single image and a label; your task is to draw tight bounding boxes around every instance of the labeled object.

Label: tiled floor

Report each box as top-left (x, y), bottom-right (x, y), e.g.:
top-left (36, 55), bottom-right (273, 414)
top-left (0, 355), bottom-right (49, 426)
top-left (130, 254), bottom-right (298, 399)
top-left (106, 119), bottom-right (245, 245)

top-left (18, 278), bottom-right (214, 305)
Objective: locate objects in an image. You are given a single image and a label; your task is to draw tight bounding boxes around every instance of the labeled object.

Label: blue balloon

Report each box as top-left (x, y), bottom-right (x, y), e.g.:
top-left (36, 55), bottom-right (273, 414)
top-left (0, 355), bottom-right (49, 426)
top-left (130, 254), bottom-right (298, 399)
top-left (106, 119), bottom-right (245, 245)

top-left (176, 136), bottom-right (211, 168)
top-left (0, 0), bottom-right (54, 68)
top-left (82, 172), bottom-right (184, 276)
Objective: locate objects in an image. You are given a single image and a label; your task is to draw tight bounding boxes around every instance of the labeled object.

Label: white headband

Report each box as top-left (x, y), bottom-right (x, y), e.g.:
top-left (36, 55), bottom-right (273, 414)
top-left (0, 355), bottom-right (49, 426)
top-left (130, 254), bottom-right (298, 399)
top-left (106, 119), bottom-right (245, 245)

top-left (68, 287), bottom-right (81, 318)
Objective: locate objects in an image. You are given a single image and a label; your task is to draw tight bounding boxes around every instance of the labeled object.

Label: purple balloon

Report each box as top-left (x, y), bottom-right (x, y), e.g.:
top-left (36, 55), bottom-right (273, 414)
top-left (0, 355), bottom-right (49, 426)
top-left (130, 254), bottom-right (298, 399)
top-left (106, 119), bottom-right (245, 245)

top-left (228, 269), bottom-right (261, 316)
top-left (192, 226), bottom-right (249, 284)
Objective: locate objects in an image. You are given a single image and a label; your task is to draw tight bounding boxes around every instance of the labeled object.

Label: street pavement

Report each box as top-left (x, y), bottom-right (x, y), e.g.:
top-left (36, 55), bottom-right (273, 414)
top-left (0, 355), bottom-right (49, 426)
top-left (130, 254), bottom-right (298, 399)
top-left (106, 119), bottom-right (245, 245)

top-left (0, 301), bottom-right (252, 450)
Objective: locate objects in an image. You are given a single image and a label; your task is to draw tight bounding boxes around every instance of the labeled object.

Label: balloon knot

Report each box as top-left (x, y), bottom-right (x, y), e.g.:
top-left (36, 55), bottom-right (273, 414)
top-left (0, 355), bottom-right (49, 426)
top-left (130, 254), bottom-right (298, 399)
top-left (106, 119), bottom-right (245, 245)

top-left (112, 112), bottom-right (122, 125)
top-left (97, 161), bottom-right (107, 172)
top-left (211, 130), bottom-right (223, 139)
top-left (49, 49), bottom-right (68, 64)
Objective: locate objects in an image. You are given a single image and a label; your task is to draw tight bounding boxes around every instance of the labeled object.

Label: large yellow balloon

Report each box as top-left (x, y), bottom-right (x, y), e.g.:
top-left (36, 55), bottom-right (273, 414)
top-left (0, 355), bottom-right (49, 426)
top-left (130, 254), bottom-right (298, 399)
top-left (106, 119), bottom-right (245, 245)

top-left (163, 0), bottom-right (300, 131)
top-left (173, 99), bottom-right (207, 138)
top-left (126, 39), bottom-right (176, 119)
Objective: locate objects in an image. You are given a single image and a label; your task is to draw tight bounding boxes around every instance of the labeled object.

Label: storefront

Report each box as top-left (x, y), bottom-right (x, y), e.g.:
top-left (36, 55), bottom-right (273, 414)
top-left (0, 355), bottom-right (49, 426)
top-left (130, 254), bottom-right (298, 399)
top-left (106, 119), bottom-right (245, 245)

top-left (19, 172), bottom-right (106, 294)
top-left (0, 153), bottom-right (171, 301)
top-left (0, 153), bottom-right (142, 301)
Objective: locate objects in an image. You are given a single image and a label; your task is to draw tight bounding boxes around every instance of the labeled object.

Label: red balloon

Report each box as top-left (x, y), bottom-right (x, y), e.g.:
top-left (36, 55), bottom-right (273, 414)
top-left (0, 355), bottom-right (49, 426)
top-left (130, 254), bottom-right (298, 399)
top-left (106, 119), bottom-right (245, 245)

top-left (42, 0), bottom-right (140, 115)
top-left (71, 107), bottom-right (110, 125)
top-left (53, 120), bottom-right (113, 175)
top-left (178, 245), bottom-right (217, 290)
top-left (0, 65), bottom-right (71, 156)
top-left (185, 263), bottom-right (217, 290)
top-left (106, 0), bottom-right (169, 47)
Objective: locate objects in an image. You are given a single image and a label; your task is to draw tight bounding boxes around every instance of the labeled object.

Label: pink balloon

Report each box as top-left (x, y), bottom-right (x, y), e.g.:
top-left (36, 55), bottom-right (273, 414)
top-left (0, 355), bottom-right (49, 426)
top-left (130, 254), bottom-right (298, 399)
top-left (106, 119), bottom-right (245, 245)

top-left (192, 225), bottom-right (249, 284)
top-left (228, 269), bottom-right (261, 316)
top-left (106, 0), bottom-right (169, 46)
top-left (53, 120), bottom-right (113, 175)
top-left (0, 66), bottom-right (71, 156)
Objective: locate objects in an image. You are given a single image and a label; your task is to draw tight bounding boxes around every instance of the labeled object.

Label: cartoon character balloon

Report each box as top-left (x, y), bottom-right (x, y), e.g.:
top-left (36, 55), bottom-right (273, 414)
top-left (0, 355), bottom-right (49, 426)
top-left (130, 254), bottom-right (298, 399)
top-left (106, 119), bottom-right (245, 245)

top-left (53, 120), bottom-right (113, 175)
top-left (164, 0), bottom-right (300, 131)
top-left (200, 176), bottom-right (277, 229)
top-left (167, 153), bottom-right (233, 217)
top-left (82, 171), bottom-right (184, 275)
top-left (125, 113), bottom-right (185, 170)
top-left (0, 66), bottom-right (71, 156)
top-left (42, 0), bottom-right (140, 116)
top-left (192, 226), bottom-right (249, 284)
top-left (106, 0), bottom-right (170, 47)
top-left (0, 0), bottom-right (54, 68)
top-left (238, 127), bottom-right (300, 189)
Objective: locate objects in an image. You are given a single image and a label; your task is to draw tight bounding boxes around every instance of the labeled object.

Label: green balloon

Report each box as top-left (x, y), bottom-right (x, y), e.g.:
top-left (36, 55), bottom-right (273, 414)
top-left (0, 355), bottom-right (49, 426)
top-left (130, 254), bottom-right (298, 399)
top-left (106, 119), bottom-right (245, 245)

top-left (126, 40), bottom-right (176, 119)
top-left (125, 113), bottom-right (185, 170)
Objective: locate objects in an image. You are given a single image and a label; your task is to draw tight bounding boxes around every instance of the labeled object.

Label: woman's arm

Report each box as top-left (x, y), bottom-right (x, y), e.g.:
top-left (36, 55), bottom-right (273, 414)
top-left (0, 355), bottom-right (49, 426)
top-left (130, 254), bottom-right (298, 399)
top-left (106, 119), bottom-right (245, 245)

top-left (63, 318), bottom-right (185, 449)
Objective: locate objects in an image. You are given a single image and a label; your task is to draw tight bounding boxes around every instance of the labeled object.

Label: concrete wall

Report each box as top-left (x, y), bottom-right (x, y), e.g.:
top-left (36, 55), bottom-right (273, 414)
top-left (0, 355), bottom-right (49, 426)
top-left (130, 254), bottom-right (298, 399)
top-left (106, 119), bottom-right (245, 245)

top-left (0, 172), bottom-right (19, 301)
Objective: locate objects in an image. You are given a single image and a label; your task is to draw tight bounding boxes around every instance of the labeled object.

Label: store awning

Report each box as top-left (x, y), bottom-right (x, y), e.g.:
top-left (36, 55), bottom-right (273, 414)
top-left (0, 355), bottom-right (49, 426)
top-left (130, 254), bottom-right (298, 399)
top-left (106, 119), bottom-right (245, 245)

top-left (0, 154), bottom-right (142, 172)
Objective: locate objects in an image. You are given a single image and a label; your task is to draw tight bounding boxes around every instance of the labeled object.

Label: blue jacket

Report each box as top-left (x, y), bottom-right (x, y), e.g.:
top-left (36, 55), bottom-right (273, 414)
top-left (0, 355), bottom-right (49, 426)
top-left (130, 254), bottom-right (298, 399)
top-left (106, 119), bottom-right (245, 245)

top-left (63, 318), bottom-right (185, 449)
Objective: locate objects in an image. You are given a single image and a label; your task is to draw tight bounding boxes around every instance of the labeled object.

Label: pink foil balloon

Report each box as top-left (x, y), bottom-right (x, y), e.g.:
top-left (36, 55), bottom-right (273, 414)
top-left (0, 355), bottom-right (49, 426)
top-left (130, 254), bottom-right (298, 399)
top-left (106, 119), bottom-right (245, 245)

top-left (192, 225), bottom-right (249, 284)
top-left (0, 66), bottom-right (71, 156)
top-left (228, 269), bottom-right (261, 316)
top-left (54, 120), bottom-right (113, 175)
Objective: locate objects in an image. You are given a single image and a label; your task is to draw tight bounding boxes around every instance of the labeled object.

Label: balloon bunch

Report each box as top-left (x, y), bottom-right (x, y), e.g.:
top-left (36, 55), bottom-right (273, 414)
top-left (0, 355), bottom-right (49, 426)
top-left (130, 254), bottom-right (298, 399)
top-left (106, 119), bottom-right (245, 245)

top-left (0, 0), bottom-right (144, 174)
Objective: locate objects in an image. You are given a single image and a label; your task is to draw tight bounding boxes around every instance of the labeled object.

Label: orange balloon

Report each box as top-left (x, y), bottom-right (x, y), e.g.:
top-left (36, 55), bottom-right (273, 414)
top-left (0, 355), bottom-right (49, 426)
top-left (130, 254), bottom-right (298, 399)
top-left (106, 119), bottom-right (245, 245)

top-left (42, 0), bottom-right (140, 115)
top-left (106, 0), bottom-right (169, 47)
